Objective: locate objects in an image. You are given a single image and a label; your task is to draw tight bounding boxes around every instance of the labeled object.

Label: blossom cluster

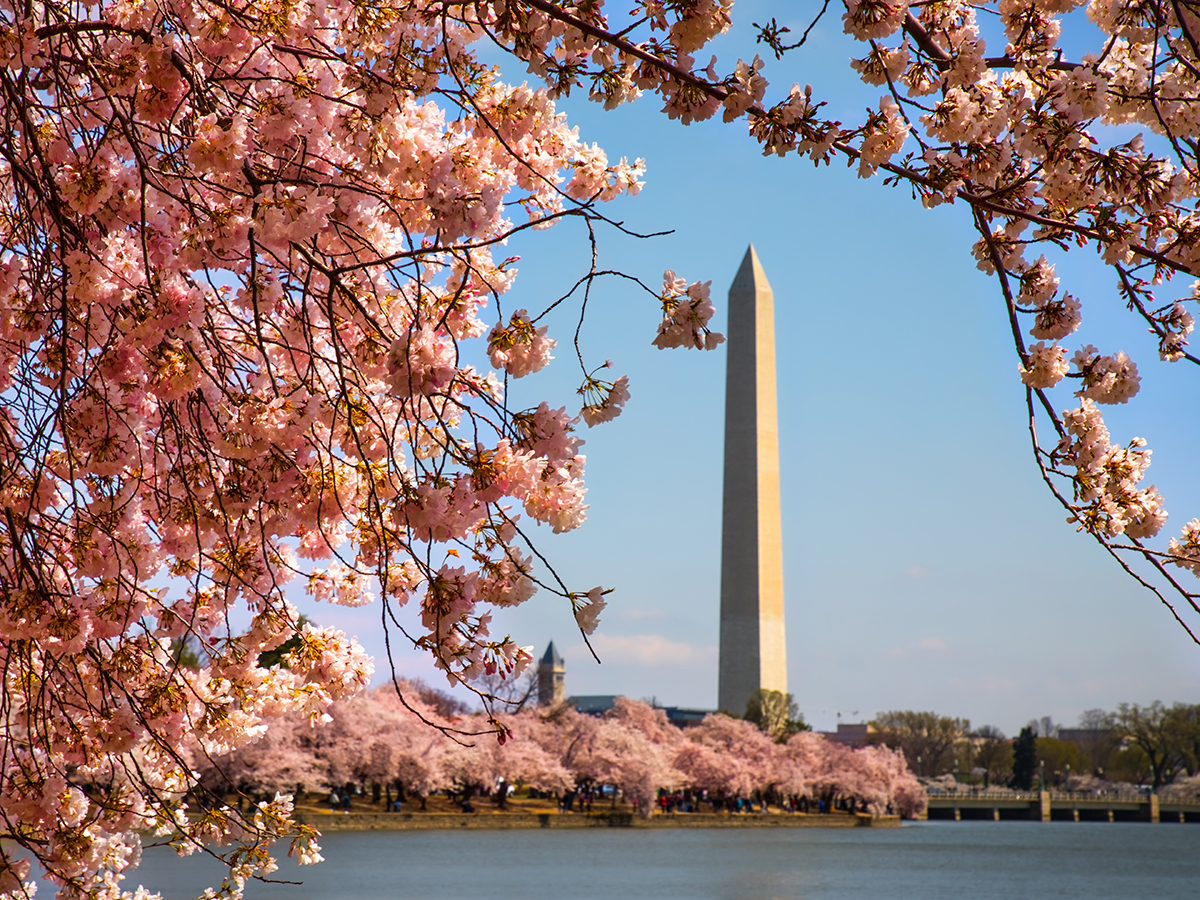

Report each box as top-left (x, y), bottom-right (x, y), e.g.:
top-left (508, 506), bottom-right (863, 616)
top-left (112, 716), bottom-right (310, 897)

top-left (1056, 401), bottom-right (1166, 540)
top-left (488, 310), bottom-right (556, 378)
top-left (578, 372), bottom-right (631, 427)
top-left (653, 271), bottom-right (725, 351)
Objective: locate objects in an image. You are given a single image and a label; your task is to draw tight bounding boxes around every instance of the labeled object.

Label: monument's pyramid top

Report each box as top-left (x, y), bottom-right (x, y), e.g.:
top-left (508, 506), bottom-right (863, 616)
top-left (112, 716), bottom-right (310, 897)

top-left (730, 244), bottom-right (773, 298)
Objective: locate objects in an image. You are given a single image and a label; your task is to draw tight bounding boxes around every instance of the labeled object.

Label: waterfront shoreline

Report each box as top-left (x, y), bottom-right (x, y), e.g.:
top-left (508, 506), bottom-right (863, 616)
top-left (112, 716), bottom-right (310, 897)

top-left (293, 809), bottom-right (902, 831)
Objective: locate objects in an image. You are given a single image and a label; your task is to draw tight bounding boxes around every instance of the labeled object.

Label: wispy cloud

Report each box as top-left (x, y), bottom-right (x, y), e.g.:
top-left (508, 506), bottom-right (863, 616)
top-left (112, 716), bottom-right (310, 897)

top-left (621, 607), bottom-right (667, 621)
top-left (948, 675), bottom-right (1016, 694)
top-left (905, 565), bottom-right (927, 579)
top-left (889, 636), bottom-right (947, 657)
top-left (575, 633), bottom-right (717, 667)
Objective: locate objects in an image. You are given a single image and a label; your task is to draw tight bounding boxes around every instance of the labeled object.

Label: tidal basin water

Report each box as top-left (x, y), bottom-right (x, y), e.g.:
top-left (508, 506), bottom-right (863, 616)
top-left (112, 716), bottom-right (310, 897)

top-left (126, 822), bottom-right (1200, 900)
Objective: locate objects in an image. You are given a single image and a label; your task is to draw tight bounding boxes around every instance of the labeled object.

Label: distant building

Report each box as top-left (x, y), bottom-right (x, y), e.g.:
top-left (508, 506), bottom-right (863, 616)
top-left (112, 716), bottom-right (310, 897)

top-left (1058, 727), bottom-right (1118, 746)
top-left (537, 642), bottom-right (565, 706)
top-left (570, 695), bottom-right (620, 716)
top-left (817, 723), bottom-right (873, 747)
top-left (568, 696), bottom-right (713, 727)
top-left (540, 637), bottom-right (715, 725)
top-left (659, 707), bottom-right (711, 729)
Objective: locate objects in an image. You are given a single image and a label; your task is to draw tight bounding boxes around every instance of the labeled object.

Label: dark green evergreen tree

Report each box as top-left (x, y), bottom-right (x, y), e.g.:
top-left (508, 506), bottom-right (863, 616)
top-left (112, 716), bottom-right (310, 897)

top-left (1011, 726), bottom-right (1037, 790)
top-left (257, 614), bottom-right (310, 668)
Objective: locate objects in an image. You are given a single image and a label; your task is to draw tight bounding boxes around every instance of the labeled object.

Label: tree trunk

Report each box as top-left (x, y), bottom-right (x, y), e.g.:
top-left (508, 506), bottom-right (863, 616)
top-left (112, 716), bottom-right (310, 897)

top-left (495, 780), bottom-right (508, 809)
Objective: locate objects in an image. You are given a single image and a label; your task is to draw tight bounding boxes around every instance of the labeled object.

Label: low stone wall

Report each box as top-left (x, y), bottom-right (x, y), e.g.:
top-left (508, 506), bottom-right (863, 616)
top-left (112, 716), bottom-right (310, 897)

top-left (294, 810), bottom-right (902, 831)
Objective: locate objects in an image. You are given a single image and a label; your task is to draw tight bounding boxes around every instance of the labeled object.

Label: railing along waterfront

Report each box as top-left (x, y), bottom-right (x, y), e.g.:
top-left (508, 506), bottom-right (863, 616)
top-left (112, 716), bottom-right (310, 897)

top-left (926, 788), bottom-right (1149, 802)
top-left (922, 787), bottom-right (1200, 823)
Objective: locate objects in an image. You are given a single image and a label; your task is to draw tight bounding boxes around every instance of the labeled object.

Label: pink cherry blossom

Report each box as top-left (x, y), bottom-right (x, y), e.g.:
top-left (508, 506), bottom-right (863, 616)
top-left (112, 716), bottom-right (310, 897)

top-left (1019, 341), bottom-right (1069, 389)
top-left (653, 273), bottom-right (725, 350)
top-left (572, 587), bottom-right (608, 634)
top-left (580, 375), bottom-right (631, 427)
top-left (488, 310), bottom-right (556, 378)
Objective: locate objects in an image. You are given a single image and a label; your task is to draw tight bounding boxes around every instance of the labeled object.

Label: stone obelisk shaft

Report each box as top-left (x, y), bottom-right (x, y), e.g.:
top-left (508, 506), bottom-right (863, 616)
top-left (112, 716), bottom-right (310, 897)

top-left (718, 245), bottom-right (788, 715)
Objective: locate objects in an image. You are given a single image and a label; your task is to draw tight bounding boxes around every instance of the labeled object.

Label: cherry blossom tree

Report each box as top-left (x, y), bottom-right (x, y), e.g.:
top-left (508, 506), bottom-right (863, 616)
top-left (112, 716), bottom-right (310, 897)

top-left (0, 0), bottom-right (718, 895)
top-left (9, 0), bottom-right (1199, 896)
top-left (520, 699), bottom-right (607, 788)
top-left (674, 712), bottom-right (779, 798)
top-left (189, 711), bottom-right (328, 800)
top-left (370, 689), bottom-right (455, 804)
top-left (489, 713), bottom-right (576, 800)
top-left (778, 731), bottom-right (826, 802)
top-left (192, 683), bottom-right (450, 802)
top-left (792, 732), bottom-right (860, 810)
top-left (845, 744), bottom-right (925, 817)
top-left (783, 733), bottom-right (923, 818)
top-left (588, 700), bottom-right (685, 817)
top-left (435, 702), bottom-right (576, 806)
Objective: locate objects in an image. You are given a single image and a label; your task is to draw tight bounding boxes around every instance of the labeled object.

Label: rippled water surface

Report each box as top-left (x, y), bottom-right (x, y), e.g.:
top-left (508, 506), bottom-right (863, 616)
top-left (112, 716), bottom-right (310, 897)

top-left (121, 822), bottom-right (1200, 900)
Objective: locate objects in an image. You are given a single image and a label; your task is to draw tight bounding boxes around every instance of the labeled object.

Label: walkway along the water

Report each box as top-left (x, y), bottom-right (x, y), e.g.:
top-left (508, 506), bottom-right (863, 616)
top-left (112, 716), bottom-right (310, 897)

top-left (293, 809), bottom-right (900, 831)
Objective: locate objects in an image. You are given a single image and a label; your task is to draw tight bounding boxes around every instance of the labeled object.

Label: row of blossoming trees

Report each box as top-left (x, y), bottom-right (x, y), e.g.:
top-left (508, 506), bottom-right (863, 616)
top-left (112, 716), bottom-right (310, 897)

top-left (188, 686), bottom-right (926, 821)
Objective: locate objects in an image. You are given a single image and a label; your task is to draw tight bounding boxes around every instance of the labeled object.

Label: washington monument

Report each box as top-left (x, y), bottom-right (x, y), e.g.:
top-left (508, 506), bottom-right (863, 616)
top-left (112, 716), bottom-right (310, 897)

top-left (718, 246), bottom-right (788, 715)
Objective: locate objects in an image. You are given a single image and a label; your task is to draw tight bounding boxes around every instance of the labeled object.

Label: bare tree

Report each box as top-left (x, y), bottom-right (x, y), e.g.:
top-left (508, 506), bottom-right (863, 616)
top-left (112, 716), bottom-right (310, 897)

top-left (870, 711), bottom-right (969, 777)
top-left (972, 726), bottom-right (1012, 788)
top-left (474, 669), bottom-right (539, 713)
top-left (1071, 709), bottom-right (1121, 775)
top-left (1115, 702), bottom-right (1182, 790)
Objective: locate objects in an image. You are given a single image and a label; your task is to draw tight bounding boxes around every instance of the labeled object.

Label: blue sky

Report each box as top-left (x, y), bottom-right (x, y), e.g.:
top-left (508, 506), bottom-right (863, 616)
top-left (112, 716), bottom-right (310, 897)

top-left (305, 0), bottom-right (1200, 736)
